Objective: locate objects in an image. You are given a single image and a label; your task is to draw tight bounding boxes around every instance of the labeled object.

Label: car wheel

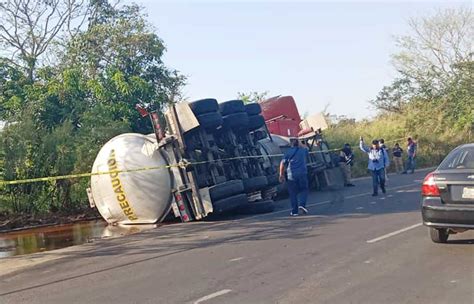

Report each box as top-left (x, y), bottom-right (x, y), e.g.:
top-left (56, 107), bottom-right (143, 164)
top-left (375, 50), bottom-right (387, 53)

top-left (212, 193), bottom-right (248, 214)
top-left (429, 227), bottom-right (449, 243)
top-left (196, 112), bottom-right (223, 130)
top-left (208, 180), bottom-right (244, 201)
top-left (189, 98), bottom-right (219, 115)
top-left (237, 200), bottom-right (275, 215)
top-left (222, 112), bottom-right (249, 129)
top-left (243, 175), bottom-right (268, 192)
top-left (244, 103), bottom-right (262, 115)
top-left (219, 100), bottom-right (245, 115)
top-left (247, 115), bottom-right (265, 131)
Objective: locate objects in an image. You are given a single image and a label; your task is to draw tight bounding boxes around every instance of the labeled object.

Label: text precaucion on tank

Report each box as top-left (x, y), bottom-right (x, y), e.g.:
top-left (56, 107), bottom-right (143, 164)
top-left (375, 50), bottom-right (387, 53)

top-left (108, 149), bottom-right (138, 221)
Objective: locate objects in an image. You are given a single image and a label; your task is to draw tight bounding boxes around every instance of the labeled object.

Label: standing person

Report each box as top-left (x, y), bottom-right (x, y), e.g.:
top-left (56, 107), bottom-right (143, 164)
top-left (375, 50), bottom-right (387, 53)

top-left (379, 138), bottom-right (389, 181)
top-left (339, 143), bottom-right (355, 187)
top-left (402, 137), bottom-right (417, 174)
top-left (392, 143), bottom-right (404, 173)
top-left (359, 137), bottom-right (390, 196)
top-left (279, 137), bottom-right (310, 216)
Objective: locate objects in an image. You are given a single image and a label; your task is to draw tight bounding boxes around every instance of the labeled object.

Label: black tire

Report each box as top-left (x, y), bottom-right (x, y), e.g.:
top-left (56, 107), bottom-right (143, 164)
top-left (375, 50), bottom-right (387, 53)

top-left (212, 193), bottom-right (248, 214)
top-left (237, 200), bottom-right (275, 215)
top-left (222, 112), bottom-right (249, 129)
top-left (189, 98), bottom-right (218, 115)
top-left (196, 112), bottom-right (223, 130)
top-left (245, 103), bottom-right (262, 115)
top-left (219, 100), bottom-right (245, 115)
top-left (247, 115), bottom-right (265, 131)
top-left (266, 173), bottom-right (279, 186)
top-left (430, 227), bottom-right (449, 243)
top-left (243, 176), bottom-right (268, 192)
top-left (209, 180), bottom-right (244, 201)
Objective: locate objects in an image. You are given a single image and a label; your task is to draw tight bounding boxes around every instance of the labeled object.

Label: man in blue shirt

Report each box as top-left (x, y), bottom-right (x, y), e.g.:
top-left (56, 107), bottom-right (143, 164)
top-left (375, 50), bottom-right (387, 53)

top-left (279, 137), bottom-right (310, 216)
top-left (360, 137), bottom-right (390, 196)
top-left (402, 137), bottom-right (417, 174)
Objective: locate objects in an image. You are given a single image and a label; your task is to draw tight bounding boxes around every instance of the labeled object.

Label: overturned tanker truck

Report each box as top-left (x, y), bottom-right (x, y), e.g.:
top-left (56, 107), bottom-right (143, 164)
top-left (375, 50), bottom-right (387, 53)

top-left (87, 98), bottom-right (343, 225)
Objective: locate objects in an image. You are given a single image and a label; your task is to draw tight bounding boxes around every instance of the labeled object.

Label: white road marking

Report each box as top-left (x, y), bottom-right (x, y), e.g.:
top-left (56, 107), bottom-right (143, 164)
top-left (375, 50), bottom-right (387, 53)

top-left (229, 257), bottom-right (244, 262)
top-left (387, 195), bottom-right (393, 198)
top-left (396, 189), bottom-right (419, 193)
top-left (356, 207), bottom-right (364, 210)
top-left (364, 260), bottom-right (372, 264)
top-left (379, 197), bottom-right (386, 200)
top-left (194, 289), bottom-right (232, 304)
top-left (369, 201), bottom-right (377, 205)
top-left (366, 223), bottom-right (423, 243)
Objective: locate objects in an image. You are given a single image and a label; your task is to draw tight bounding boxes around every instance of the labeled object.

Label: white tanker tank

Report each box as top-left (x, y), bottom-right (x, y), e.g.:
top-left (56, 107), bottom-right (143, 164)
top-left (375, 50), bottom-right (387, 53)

top-left (89, 133), bottom-right (173, 224)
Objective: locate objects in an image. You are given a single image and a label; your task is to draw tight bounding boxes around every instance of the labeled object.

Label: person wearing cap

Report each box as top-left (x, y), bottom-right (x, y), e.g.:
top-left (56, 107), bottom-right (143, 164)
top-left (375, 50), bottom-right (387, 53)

top-left (339, 143), bottom-right (355, 187)
top-left (359, 137), bottom-right (390, 196)
top-left (279, 137), bottom-right (310, 216)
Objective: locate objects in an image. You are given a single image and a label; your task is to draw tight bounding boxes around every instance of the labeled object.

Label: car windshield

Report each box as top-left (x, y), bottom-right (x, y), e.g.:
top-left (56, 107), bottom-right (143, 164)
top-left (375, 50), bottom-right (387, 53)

top-left (438, 146), bottom-right (474, 170)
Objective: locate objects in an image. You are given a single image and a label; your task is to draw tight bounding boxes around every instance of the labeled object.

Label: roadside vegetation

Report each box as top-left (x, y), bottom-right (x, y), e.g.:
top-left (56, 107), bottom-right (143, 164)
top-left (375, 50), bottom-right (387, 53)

top-left (0, 0), bottom-right (184, 219)
top-left (325, 8), bottom-right (473, 177)
top-left (0, 2), bottom-right (472, 221)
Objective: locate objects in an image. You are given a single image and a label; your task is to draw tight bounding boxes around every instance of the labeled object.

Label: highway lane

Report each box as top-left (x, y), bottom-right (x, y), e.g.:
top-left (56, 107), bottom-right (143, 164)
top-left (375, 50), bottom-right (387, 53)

top-left (1, 168), bottom-right (473, 304)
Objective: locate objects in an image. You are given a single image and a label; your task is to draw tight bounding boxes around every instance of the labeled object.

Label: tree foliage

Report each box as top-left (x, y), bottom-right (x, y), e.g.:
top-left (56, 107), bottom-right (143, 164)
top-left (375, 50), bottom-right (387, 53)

top-left (0, 1), bottom-right (185, 215)
top-left (371, 7), bottom-right (473, 134)
top-left (237, 91), bottom-right (269, 104)
top-left (392, 7), bottom-right (473, 94)
top-left (0, 0), bottom-right (89, 81)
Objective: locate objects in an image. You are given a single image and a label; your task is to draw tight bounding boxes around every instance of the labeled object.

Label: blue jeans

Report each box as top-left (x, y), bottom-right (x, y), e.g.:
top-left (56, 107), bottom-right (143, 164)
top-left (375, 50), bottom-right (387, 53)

top-left (287, 174), bottom-right (309, 214)
top-left (405, 156), bottom-right (416, 173)
top-left (371, 168), bottom-right (386, 194)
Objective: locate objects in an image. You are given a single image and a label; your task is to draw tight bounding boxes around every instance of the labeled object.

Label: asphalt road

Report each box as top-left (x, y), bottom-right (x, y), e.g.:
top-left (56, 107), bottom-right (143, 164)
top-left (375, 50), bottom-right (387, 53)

top-left (1, 168), bottom-right (473, 304)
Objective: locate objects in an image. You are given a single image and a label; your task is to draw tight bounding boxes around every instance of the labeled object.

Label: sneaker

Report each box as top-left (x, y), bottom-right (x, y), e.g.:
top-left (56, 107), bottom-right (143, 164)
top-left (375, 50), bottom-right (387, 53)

top-left (290, 212), bottom-right (299, 216)
top-left (381, 187), bottom-right (386, 194)
top-left (347, 184), bottom-right (355, 187)
top-left (299, 206), bottom-right (308, 214)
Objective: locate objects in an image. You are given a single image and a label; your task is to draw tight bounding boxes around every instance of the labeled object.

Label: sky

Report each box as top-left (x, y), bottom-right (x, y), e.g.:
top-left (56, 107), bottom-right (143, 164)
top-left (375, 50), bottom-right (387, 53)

top-left (132, 0), bottom-right (469, 120)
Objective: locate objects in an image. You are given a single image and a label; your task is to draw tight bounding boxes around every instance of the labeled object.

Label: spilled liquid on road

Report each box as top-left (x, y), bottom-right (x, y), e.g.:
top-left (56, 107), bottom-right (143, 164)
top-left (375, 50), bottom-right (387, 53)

top-left (0, 220), bottom-right (159, 258)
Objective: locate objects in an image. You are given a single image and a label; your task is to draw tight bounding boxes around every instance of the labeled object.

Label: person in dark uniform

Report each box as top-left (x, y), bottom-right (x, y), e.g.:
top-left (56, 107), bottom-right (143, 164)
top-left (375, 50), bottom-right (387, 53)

top-left (339, 143), bottom-right (355, 187)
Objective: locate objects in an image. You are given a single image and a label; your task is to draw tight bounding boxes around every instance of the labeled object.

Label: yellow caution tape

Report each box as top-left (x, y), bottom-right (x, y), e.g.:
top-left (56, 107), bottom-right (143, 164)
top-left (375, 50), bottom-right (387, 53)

top-left (0, 137), bottom-right (407, 186)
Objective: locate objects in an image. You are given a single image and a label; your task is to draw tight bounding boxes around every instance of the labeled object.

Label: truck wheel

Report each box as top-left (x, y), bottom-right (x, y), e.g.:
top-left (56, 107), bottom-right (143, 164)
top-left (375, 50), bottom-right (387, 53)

top-left (247, 115), bottom-right (265, 131)
top-left (243, 176), bottom-right (268, 192)
top-left (209, 180), bottom-right (244, 201)
top-left (245, 103), bottom-right (262, 115)
top-left (212, 193), bottom-right (248, 214)
top-left (197, 112), bottom-right (223, 130)
top-left (237, 200), bottom-right (275, 215)
top-left (189, 98), bottom-right (218, 115)
top-left (430, 227), bottom-right (449, 243)
top-left (219, 100), bottom-right (245, 115)
top-left (222, 112), bottom-right (249, 129)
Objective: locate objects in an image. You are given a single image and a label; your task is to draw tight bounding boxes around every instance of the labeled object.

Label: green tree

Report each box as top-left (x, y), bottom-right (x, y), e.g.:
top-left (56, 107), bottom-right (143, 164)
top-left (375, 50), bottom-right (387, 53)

top-left (392, 7), bottom-right (472, 96)
top-left (0, 1), bottom-right (186, 215)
